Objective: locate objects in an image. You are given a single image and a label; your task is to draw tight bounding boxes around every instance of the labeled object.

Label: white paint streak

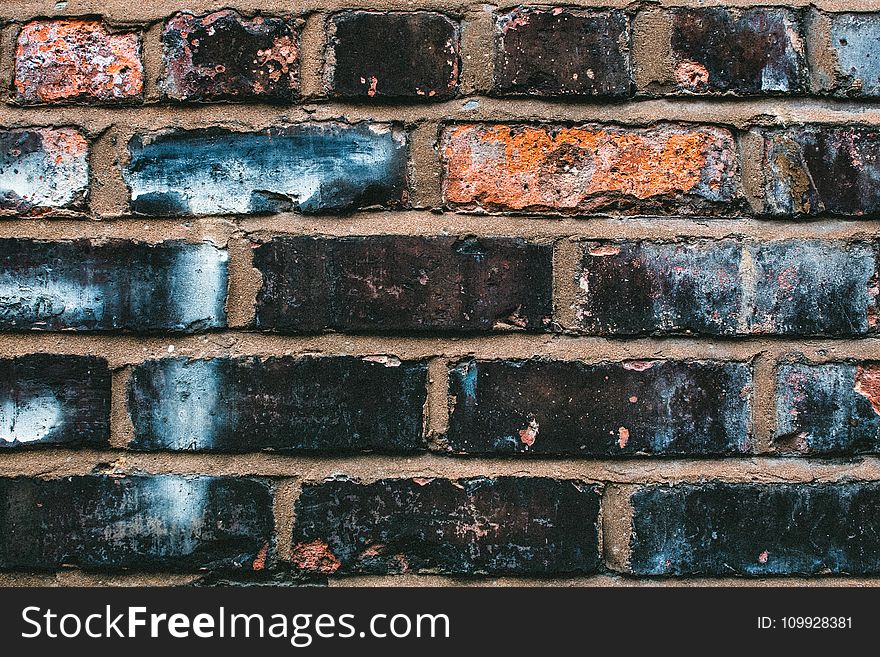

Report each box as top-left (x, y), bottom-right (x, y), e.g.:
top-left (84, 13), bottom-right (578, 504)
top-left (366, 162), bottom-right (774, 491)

top-left (166, 245), bottom-right (228, 328)
top-left (0, 389), bottom-right (62, 443)
top-left (149, 359), bottom-right (222, 450)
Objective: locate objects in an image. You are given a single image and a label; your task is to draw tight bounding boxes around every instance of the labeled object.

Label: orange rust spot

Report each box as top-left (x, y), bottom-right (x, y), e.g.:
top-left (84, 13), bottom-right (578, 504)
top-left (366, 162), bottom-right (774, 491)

top-left (589, 245), bottom-right (621, 257)
top-left (617, 426), bottom-right (629, 449)
top-left (675, 60), bottom-right (710, 89)
top-left (252, 543), bottom-right (269, 571)
top-left (854, 365), bottom-right (880, 416)
top-left (623, 360), bottom-right (657, 371)
top-left (39, 127), bottom-right (88, 165)
top-left (290, 539), bottom-right (341, 574)
top-left (412, 477), bottom-right (434, 486)
top-left (518, 418), bottom-right (539, 447)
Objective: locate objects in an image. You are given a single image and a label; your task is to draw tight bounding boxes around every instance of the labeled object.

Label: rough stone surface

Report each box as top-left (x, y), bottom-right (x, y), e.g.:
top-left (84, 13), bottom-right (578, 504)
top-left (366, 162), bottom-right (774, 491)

top-left (254, 236), bottom-right (552, 333)
top-left (829, 13), bottom-right (880, 98)
top-left (128, 356), bottom-right (427, 452)
top-left (0, 475), bottom-right (272, 570)
top-left (14, 20), bottom-right (143, 104)
top-left (776, 362), bottom-right (880, 454)
top-left (291, 477), bottom-right (600, 575)
top-left (162, 10), bottom-right (298, 103)
top-left (670, 8), bottom-right (806, 95)
top-left (0, 128), bottom-right (89, 215)
top-left (763, 125), bottom-right (880, 217)
top-left (126, 124), bottom-right (407, 215)
top-left (0, 355), bottom-right (110, 449)
top-left (0, 239), bottom-right (227, 332)
top-left (442, 123), bottom-right (740, 215)
top-left (328, 11), bottom-right (459, 100)
top-left (631, 483), bottom-right (880, 575)
top-left (447, 359), bottom-right (752, 456)
top-left (494, 8), bottom-right (631, 97)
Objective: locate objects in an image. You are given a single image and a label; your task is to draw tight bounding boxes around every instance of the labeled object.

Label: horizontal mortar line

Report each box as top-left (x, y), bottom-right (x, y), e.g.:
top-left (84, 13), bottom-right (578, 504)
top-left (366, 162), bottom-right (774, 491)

top-left (4, 96), bottom-right (880, 130)
top-left (2, 451), bottom-right (880, 483)
top-left (2, 0), bottom-right (879, 24)
top-left (3, 333), bottom-right (880, 365)
top-left (0, 572), bottom-right (201, 587)
top-left (5, 214), bottom-right (880, 242)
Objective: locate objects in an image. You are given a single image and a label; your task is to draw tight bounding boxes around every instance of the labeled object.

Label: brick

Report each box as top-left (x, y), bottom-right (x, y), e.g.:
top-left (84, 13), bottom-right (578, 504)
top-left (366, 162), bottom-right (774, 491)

top-left (828, 13), bottom-right (880, 97)
top-left (447, 359), bottom-right (751, 456)
top-left (763, 125), bottom-right (880, 216)
top-left (0, 239), bottom-right (227, 332)
top-left (494, 8), bottom-right (631, 97)
top-left (254, 236), bottom-right (552, 333)
top-left (128, 356), bottom-right (427, 452)
top-left (291, 477), bottom-right (600, 575)
top-left (126, 124), bottom-right (407, 215)
top-left (328, 11), bottom-right (459, 100)
top-left (162, 10), bottom-right (298, 103)
top-left (441, 123), bottom-right (740, 215)
top-left (0, 355), bottom-right (110, 449)
top-left (776, 362), bottom-right (880, 454)
top-left (631, 483), bottom-right (880, 575)
top-left (14, 20), bottom-right (143, 104)
top-left (670, 8), bottom-right (806, 95)
top-left (0, 475), bottom-right (272, 570)
top-left (0, 128), bottom-right (89, 215)
top-left (576, 240), bottom-right (877, 336)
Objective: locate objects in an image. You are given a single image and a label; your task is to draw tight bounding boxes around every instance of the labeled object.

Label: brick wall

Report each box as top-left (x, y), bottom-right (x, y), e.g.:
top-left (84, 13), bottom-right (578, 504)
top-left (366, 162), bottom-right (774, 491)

top-left (2, 0), bottom-right (880, 586)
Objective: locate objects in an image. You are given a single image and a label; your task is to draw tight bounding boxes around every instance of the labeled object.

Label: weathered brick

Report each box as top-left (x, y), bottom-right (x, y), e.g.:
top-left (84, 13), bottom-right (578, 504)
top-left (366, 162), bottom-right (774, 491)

top-left (670, 8), bottom-right (806, 95)
top-left (827, 13), bottom-right (880, 98)
top-left (291, 477), bottom-right (600, 575)
top-left (128, 356), bottom-right (427, 452)
top-left (631, 483), bottom-right (880, 575)
top-left (763, 125), bottom-right (880, 216)
top-left (162, 10), bottom-right (298, 103)
top-left (447, 359), bottom-right (751, 456)
top-left (576, 240), bottom-right (877, 336)
top-left (328, 11), bottom-right (459, 100)
top-left (776, 362), bottom-right (880, 454)
top-left (0, 475), bottom-right (272, 570)
top-left (14, 20), bottom-right (143, 104)
top-left (577, 240), bottom-right (743, 336)
top-left (0, 128), bottom-right (89, 215)
top-left (494, 8), bottom-right (631, 97)
top-left (126, 124), bottom-right (407, 215)
top-left (254, 236), bottom-right (552, 333)
top-left (0, 355), bottom-right (110, 449)
top-left (0, 239), bottom-right (227, 332)
top-left (441, 123), bottom-right (740, 214)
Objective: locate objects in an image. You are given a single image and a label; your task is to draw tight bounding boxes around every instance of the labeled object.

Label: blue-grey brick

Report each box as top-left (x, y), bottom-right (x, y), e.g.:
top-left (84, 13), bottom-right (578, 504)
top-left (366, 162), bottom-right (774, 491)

top-left (829, 13), bottom-right (880, 97)
top-left (126, 123), bottom-right (408, 216)
top-left (0, 239), bottom-right (227, 332)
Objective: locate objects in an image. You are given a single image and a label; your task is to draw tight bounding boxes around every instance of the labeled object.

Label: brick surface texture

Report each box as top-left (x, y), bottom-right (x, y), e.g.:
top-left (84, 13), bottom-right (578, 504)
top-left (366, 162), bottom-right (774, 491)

top-left (0, 1), bottom-right (879, 587)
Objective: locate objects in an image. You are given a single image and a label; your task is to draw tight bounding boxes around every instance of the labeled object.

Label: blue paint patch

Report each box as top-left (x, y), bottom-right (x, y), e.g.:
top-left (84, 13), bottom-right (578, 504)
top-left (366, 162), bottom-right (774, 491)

top-left (831, 13), bottom-right (880, 97)
top-left (126, 123), bottom-right (408, 216)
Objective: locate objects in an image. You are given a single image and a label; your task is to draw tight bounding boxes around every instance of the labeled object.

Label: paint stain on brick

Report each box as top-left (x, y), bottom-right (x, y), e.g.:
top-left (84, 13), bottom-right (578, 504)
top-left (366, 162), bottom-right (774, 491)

top-left (0, 128), bottom-right (89, 214)
top-left (829, 13), bottom-right (880, 98)
top-left (14, 20), bottom-right (143, 104)
top-left (163, 10), bottom-right (298, 102)
top-left (126, 124), bottom-right (407, 215)
top-left (290, 539), bottom-right (342, 574)
top-left (442, 123), bottom-right (739, 214)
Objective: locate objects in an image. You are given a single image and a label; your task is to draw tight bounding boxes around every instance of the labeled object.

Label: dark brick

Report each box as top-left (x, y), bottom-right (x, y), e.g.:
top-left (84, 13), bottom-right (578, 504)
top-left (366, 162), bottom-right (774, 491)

top-left (576, 240), bottom-right (743, 336)
top-left (763, 125), bottom-right (880, 217)
top-left (494, 8), bottom-right (630, 97)
top-left (0, 475), bottom-right (272, 570)
top-left (14, 20), bottom-right (143, 105)
top-left (750, 240), bottom-right (877, 335)
top-left (254, 236), bottom-right (552, 333)
top-left (447, 359), bottom-right (751, 456)
top-left (776, 362), bottom-right (880, 455)
top-left (0, 239), bottom-right (227, 332)
top-left (827, 13), bottom-right (880, 98)
top-left (0, 355), bottom-right (110, 449)
top-left (0, 128), bottom-right (89, 215)
top-left (126, 124), bottom-right (407, 215)
top-left (631, 483), bottom-right (880, 575)
top-left (291, 477), bottom-right (600, 575)
top-left (328, 11), bottom-right (459, 100)
top-left (576, 240), bottom-right (877, 336)
top-left (162, 10), bottom-right (298, 103)
top-left (442, 123), bottom-right (740, 215)
top-left (670, 8), bottom-right (806, 95)
top-left (128, 356), bottom-right (427, 452)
